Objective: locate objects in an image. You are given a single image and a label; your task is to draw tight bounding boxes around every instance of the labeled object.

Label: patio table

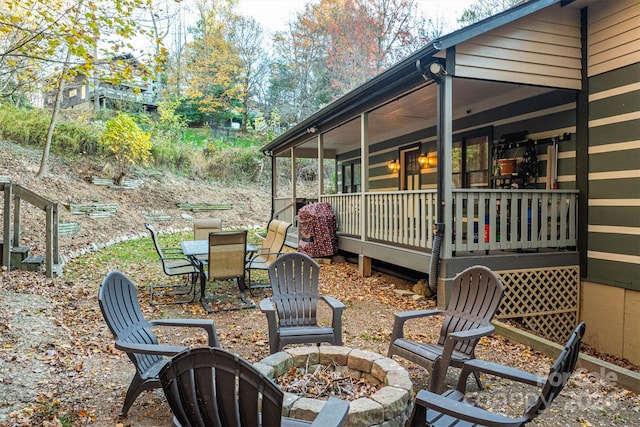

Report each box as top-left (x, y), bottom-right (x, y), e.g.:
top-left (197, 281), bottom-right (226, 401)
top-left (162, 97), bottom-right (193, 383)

top-left (181, 239), bottom-right (257, 311)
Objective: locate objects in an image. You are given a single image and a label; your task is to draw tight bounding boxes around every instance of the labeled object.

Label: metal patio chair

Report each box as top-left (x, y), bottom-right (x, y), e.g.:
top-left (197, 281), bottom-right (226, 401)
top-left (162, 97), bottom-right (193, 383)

top-left (199, 230), bottom-right (254, 313)
top-left (388, 265), bottom-right (505, 393)
top-left (406, 322), bottom-right (586, 426)
top-left (246, 219), bottom-right (291, 295)
top-left (193, 217), bottom-right (223, 240)
top-left (98, 270), bottom-right (219, 417)
top-left (159, 346), bottom-right (349, 427)
top-left (146, 223), bottom-right (200, 306)
top-left (260, 252), bottom-right (345, 354)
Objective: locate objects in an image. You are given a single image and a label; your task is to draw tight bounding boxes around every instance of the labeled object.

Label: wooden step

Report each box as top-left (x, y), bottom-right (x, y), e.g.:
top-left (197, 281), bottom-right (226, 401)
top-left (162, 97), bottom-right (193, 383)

top-left (11, 246), bottom-right (30, 267)
top-left (22, 255), bottom-right (44, 272)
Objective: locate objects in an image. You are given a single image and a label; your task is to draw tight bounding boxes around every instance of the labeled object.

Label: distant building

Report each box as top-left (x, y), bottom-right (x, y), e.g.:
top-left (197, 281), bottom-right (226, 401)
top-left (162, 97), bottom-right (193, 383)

top-left (43, 53), bottom-right (157, 111)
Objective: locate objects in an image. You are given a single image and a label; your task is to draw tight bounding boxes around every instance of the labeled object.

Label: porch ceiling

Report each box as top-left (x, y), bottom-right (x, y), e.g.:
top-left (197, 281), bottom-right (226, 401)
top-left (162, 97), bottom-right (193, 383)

top-left (288, 79), bottom-right (549, 158)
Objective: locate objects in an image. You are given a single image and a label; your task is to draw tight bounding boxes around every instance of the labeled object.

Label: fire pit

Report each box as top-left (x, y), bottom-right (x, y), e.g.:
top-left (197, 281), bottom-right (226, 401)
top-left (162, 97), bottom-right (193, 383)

top-left (255, 346), bottom-right (413, 427)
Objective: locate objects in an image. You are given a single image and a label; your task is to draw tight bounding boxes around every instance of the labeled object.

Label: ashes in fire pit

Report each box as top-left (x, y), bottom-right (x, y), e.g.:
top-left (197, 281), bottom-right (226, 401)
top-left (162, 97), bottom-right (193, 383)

top-left (275, 361), bottom-right (383, 401)
top-left (255, 346), bottom-right (414, 427)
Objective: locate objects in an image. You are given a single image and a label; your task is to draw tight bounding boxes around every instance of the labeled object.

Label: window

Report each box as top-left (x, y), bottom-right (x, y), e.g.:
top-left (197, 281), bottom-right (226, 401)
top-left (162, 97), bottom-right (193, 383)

top-left (342, 162), bottom-right (361, 193)
top-left (452, 129), bottom-right (491, 188)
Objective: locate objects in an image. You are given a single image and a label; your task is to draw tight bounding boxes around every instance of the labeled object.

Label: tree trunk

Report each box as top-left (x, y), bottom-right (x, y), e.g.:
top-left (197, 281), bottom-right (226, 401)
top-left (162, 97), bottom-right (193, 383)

top-left (37, 50), bottom-right (71, 178)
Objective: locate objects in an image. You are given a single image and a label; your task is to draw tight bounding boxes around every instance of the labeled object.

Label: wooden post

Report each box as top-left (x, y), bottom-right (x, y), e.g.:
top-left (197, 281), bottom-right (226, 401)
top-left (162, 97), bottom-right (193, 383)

top-left (2, 182), bottom-right (11, 268)
top-left (13, 195), bottom-right (21, 247)
top-left (358, 254), bottom-right (372, 277)
top-left (45, 204), bottom-right (53, 278)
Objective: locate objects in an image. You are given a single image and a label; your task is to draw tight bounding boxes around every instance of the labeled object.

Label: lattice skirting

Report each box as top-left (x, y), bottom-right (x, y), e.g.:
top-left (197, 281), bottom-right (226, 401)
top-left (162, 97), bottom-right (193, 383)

top-left (495, 265), bottom-right (580, 343)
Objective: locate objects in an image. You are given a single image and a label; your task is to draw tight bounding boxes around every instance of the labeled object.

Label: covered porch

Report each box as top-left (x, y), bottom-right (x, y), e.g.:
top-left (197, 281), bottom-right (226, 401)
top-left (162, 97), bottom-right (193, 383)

top-left (263, 0), bottom-right (585, 343)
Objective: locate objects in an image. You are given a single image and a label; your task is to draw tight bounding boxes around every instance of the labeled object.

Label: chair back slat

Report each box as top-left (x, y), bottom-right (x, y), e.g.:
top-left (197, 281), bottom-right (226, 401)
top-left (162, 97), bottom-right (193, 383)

top-left (269, 252), bottom-right (320, 328)
top-left (159, 347), bottom-right (284, 427)
top-left (524, 322), bottom-right (586, 419)
top-left (438, 266), bottom-right (504, 355)
top-left (208, 231), bottom-right (247, 280)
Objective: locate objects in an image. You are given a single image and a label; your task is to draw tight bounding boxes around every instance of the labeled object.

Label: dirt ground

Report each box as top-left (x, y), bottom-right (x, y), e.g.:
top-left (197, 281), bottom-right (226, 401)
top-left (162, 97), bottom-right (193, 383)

top-left (1, 140), bottom-right (639, 426)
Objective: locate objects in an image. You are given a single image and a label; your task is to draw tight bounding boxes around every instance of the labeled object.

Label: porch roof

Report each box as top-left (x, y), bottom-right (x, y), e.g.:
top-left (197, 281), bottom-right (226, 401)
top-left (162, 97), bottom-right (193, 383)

top-left (261, 0), bottom-right (572, 157)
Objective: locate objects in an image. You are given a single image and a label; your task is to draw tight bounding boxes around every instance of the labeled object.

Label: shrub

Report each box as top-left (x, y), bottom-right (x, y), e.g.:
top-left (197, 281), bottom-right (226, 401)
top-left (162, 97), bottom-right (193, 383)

top-left (99, 113), bottom-right (152, 183)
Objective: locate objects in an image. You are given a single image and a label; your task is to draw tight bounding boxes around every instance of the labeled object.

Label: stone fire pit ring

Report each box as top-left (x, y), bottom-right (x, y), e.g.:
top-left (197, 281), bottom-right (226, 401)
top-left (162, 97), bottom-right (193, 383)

top-left (254, 346), bottom-right (414, 427)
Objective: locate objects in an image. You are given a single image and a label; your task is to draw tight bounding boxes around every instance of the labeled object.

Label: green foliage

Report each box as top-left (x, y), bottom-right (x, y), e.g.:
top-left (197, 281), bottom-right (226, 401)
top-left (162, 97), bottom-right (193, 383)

top-left (99, 113), bottom-right (152, 179)
top-left (0, 105), bottom-right (100, 154)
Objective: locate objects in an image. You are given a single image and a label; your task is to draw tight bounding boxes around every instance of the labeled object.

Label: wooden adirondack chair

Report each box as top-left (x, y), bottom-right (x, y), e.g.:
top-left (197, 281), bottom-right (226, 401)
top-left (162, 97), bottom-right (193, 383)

top-left (98, 270), bottom-right (219, 417)
top-left (159, 347), bottom-right (350, 427)
top-left (146, 223), bottom-right (200, 306)
top-left (259, 252), bottom-right (345, 354)
top-left (388, 265), bottom-right (505, 393)
top-left (246, 219), bottom-right (291, 295)
top-left (406, 322), bottom-right (586, 426)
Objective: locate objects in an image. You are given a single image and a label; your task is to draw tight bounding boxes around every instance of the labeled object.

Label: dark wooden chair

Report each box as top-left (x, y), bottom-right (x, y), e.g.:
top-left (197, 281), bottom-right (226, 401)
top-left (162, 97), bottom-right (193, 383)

top-left (387, 265), bottom-right (505, 393)
top-left (98, 270), bottom-right (219, 417)
top-left (145, 223), bottom-right (200, 306)
top-left (260, 252), bottom-right (345, 354)
top-left (199, 230), bottom-right (254, 313)
top-left (159, 346), bottom-right (350, 427)
top-left (406, 322), bottom-right (586, 426)
top-left (246, 219), bottom-right (291, 295)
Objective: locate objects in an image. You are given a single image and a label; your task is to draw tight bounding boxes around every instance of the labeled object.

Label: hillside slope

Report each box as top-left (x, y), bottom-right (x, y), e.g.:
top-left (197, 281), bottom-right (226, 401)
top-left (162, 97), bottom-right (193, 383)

top-left (0, 140), bottom-right (273, 262)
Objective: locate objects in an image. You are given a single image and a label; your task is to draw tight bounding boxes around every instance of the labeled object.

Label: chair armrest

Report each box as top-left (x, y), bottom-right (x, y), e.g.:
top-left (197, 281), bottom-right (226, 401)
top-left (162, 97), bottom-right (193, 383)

top-left (161, 247), bottom-right (183, 254)
top-left (259, 298), bottom-right (275, 313)
top-left (246, 252), bottom-right (283, 267)
top-left (447, 324), bottom-right (495, 342)
top-left (321, 296), bottom-right (345, 346)
top-left (321, 295), bottom-right (345, 310)
top-left (310, 397), bottom-right (349, 427)
top-left (115, 340), bottom-right (188, 356)
top-left (259, 298), bottom-right (279, 354)
top-left (456, 358), bottom-right (544, 392)
top-left (413, 390), bottom-right (526, 427)
top-left (150, 319), bottom-right (220, 347)
top-left (390, 309), bottom-right (444, 341)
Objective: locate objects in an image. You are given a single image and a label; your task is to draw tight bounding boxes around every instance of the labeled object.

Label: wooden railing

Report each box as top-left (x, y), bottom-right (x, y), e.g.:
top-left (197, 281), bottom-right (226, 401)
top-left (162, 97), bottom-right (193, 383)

top-left (320, 189), bottom-right (578, 254)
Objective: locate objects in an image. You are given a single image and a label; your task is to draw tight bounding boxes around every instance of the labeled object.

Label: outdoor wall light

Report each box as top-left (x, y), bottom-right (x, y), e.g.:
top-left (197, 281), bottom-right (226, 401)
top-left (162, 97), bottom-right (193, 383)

top-left (417, 58), bottom-right (448, 82)
top-left (418, 152), bottom-right (437, 168)
top-left (388, 160), bottom-right (400, 173)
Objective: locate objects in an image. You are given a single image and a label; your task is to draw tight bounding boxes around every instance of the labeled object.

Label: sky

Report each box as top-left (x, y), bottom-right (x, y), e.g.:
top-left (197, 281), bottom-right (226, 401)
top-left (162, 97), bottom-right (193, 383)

top-left (235, 0), bottom-right (477, 33)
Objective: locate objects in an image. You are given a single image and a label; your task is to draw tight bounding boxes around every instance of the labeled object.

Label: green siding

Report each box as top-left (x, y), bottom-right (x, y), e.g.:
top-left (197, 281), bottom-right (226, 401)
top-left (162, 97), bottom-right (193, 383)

top-left (590, 90), bottom-right (640, 121)
top-left (589, 177), bottom-right (640, 199)
top-left (587, 258), bottom-right (639, 291)
top-left (589, 62), bottom-right (640, 94)
top-left (588, 206), bottom-right (640, 227)
top-left (590, 150), bottom-right (640, 173)
top-left (589, 119), bottom-right (639, 147)
top-left (589, 232), bottom-right (640, 256)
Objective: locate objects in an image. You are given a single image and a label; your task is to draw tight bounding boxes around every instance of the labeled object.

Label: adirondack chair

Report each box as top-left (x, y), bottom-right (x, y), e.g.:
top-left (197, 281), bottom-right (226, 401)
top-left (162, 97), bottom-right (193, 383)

top-left (146, 223), bottom-right (200, 306)
top-left (193, 217), bottom-right (223, 240)
top-left (199, 230), bottom-right (254, 313)
top-left (159, 346), bottom-right (350, 427)
top-left (406, 322), bottom-right (586, 426)
top-left (98, 270), bottom-right (219, 417)
top-left (246, 219), bottom-right (291, 295)
top-left (387, 265), bottom-right (505, 393)
top-left (260, 252), bottom-right (345, 354)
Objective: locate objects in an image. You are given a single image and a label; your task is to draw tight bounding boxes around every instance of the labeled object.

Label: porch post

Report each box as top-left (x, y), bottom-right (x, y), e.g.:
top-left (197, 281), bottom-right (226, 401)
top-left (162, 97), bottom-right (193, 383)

top-left (317, 133), bottom-right (324, 196)
top-left (438, 74), bottom-right (453, 260)
top-left (271, 154), bottom-right (277, 218)
top-left (290, 147), bottom-right (297, 224)
top-left (359, 112), bottom-right (371, 276)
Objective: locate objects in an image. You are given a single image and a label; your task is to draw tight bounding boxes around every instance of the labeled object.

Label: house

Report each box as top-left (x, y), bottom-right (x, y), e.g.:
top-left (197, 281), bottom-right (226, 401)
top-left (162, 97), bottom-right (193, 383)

top-left (261, 0), bottom-right (639, 366)
top-left (43, 53), bottom-right (157, 111)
